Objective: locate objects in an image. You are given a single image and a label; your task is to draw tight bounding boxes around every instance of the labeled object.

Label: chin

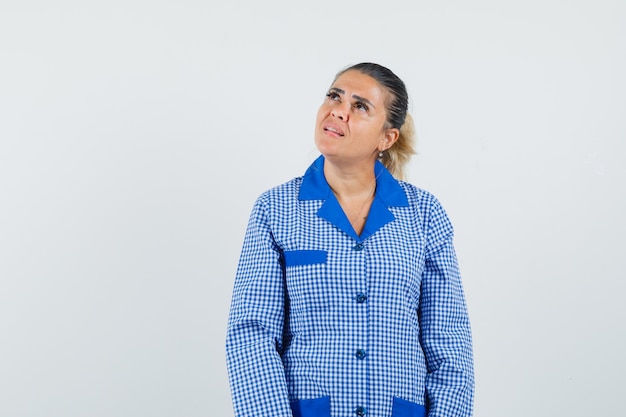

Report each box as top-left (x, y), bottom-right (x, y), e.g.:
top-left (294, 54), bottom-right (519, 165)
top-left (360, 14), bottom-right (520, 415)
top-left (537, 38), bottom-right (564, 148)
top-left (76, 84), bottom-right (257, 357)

top-left (315, 142), bottom-right (337, 158)
top-left (315, 133), bottom-right (341, 150)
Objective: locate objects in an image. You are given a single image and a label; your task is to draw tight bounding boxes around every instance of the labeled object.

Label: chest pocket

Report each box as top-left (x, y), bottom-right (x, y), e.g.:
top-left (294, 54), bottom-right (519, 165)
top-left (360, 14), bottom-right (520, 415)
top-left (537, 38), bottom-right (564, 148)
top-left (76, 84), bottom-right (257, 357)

top-left (283, 250), bottom-right (330, 318)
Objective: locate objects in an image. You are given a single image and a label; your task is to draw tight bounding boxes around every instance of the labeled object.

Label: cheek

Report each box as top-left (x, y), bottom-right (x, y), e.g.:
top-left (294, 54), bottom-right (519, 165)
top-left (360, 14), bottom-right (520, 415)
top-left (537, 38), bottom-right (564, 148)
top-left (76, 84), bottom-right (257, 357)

top-left (316, 104), bottom-right (329, 123)
top-left (313, 109), bottom-right (326, 142)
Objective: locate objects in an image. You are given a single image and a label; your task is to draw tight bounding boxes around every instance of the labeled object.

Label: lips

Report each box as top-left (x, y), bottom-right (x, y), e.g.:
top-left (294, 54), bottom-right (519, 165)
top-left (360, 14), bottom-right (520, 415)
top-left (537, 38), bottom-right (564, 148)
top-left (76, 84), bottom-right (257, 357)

top-left (323, 124), bottom-right (345, 137)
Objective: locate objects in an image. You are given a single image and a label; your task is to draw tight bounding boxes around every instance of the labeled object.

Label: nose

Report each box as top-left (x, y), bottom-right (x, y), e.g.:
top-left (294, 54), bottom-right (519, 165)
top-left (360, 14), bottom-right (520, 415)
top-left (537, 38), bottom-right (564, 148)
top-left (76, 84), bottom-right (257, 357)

top-left (331, 103), bottom-right (349, 121)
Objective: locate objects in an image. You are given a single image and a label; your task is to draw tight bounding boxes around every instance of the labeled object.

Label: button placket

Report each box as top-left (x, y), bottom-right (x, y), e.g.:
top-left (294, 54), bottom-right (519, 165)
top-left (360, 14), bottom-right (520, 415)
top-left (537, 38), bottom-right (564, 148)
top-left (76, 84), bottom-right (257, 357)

top-left (351, 240), bottom-right (368, 417)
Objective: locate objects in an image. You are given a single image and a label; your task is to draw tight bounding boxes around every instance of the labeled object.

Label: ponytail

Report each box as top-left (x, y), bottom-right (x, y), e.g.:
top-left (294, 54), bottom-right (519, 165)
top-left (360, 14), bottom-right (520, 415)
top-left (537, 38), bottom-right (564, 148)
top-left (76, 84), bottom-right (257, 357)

top-left (381, 113), bottom-right (416, 180)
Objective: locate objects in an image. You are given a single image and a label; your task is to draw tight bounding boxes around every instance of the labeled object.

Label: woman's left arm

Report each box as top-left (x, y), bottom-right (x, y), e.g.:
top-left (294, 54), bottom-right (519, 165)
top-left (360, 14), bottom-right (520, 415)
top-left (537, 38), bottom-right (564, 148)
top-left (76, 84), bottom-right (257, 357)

top-left (419, 200), bottom-right (474, 417)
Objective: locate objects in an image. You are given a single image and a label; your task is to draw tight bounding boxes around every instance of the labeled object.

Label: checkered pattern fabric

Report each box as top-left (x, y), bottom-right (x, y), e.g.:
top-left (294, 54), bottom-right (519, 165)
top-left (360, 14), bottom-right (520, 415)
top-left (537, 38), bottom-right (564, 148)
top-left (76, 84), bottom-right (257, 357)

top-left (226, 156), bottom-right (474, 417)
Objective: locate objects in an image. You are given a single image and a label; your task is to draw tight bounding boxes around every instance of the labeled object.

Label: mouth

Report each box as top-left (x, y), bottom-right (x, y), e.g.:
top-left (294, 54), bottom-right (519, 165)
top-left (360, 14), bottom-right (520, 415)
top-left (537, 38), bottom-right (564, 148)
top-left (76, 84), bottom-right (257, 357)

top-left (323, 125), bottom-right (345, 137)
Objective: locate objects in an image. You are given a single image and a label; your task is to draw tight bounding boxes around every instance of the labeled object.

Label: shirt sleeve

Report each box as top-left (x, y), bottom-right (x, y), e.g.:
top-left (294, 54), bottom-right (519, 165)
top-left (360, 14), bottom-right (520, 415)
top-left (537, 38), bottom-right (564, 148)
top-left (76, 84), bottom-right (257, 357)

top-left (419, 199), bottom-right (475, 417)
top-left (226, 196), bottom-right (293, 417)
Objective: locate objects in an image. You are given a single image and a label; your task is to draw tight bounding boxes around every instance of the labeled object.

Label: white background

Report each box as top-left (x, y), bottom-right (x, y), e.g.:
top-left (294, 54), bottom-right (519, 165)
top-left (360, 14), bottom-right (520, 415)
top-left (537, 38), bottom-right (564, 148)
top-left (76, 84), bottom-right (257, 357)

top-left (1, 1), bottom-right (624, 416)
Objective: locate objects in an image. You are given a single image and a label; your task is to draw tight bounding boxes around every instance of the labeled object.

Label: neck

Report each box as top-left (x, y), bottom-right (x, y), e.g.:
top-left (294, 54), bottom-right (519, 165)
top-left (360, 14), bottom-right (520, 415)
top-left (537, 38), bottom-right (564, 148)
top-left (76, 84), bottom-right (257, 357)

top-left (323, 158), bottom-right (377, 199)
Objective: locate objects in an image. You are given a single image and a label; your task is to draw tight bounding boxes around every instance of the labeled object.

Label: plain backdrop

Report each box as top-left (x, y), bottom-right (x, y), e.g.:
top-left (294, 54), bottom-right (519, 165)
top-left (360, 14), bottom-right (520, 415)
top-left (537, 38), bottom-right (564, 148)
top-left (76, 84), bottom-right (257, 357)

top-left (1, 1), bottom-right (624, 416)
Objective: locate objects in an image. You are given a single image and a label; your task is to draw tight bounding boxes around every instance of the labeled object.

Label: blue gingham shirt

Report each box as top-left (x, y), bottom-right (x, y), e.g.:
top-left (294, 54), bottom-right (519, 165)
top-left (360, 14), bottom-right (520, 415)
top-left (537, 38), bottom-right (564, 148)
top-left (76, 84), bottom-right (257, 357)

top-left (226, 156), bottom-right (474, 417)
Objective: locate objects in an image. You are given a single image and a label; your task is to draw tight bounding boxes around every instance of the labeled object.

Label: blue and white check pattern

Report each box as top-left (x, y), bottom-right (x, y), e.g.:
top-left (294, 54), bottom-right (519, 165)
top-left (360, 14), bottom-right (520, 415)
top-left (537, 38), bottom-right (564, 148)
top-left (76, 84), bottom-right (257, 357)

top-left (226, 156), bottom-right (474, 417)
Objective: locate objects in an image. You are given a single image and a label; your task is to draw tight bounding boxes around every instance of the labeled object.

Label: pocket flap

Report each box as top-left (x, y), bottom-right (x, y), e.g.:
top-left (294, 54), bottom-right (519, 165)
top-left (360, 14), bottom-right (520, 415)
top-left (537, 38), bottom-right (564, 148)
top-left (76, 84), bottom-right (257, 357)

top-left (391, 397), bottom-right (426, 417)
top-left (290, 396), bottom-right (331, 417)
top-left (284, 250), bottom-right (327, 266)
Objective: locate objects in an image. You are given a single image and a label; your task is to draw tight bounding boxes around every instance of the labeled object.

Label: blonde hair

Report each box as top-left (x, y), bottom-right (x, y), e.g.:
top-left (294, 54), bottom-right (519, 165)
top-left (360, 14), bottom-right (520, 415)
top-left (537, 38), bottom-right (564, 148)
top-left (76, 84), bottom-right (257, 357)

top-left (381, 113), bottom-right (416, 180)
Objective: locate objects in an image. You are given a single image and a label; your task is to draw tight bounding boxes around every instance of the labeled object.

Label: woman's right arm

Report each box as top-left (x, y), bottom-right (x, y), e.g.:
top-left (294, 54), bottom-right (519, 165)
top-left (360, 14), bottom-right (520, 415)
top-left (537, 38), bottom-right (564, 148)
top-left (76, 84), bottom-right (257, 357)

top-left (226, 197), bottom-right (292, 417)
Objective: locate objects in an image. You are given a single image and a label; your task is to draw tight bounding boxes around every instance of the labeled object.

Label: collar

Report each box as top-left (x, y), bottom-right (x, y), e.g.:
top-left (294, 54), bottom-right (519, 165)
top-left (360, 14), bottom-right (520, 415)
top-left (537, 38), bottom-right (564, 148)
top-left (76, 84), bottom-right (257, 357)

top-left (299, 155), bottom-right (409, 241)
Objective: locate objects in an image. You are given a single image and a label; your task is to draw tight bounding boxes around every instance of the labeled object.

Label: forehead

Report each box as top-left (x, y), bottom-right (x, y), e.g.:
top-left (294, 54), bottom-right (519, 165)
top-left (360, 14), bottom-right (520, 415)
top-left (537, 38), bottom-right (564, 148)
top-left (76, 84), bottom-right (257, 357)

top-left (332, 70), bottom-right (388, 105)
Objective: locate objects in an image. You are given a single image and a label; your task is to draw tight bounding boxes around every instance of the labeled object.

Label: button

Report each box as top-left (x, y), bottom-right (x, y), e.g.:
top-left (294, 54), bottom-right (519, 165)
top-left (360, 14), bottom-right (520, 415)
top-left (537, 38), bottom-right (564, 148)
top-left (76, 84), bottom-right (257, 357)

top-left (356, 293), bottom-right (367, 303)
top-left (355, 406), bottom-right (367, 416)
top-left (352, 243), bottom-right (364, 251)
top-left (355, 349), bottom-right (366, 360)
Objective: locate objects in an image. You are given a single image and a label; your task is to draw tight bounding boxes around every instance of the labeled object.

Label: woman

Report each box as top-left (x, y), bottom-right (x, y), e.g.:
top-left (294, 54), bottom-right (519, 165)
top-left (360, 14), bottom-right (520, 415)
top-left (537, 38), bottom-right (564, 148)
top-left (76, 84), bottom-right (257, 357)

top-left (226, 63), bottom-right (474, 417)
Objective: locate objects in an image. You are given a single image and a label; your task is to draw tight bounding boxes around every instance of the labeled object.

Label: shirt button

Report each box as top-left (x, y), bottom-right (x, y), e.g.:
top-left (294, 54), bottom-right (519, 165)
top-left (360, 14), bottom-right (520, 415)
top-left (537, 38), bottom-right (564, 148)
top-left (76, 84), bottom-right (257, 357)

top-left (355, 349), bottom-right (366, 360)
top-left (355, 406), bottom-right (367, 416)
top-left (356, 293), bottom-right (367, 303)
top-left (352, 243), bottom-right (364, 251)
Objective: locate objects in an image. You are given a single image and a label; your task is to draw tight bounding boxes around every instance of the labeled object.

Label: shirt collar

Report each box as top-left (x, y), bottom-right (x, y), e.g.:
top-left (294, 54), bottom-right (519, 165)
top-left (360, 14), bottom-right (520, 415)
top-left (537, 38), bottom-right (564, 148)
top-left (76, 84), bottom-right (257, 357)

top-left (299, 155), bottom-right (409, 241)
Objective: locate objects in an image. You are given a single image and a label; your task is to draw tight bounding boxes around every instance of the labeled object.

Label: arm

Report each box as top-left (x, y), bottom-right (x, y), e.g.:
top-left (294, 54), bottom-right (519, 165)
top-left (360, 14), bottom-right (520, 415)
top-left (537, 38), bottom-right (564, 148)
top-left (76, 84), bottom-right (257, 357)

top-left (226, 197), bottom-right (292, 417)
top-left (419, 200), bottom-right (474, 417)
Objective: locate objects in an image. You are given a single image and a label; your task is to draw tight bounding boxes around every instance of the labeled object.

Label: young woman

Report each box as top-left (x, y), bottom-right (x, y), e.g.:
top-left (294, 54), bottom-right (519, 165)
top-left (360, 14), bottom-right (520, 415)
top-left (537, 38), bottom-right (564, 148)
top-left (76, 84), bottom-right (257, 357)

top-left (226, 63), bottom-right (474, 417)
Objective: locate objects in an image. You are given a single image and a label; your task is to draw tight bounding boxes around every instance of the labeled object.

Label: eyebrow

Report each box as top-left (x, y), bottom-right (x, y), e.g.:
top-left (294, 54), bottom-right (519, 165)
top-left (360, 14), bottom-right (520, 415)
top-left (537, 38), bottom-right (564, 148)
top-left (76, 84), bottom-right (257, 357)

top-left (329, 87), bottom-right (376, 109)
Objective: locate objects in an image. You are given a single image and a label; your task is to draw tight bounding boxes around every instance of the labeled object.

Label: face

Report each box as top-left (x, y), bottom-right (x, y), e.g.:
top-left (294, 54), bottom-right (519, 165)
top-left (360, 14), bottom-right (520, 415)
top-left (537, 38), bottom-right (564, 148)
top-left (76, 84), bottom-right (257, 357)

top-left (314, 70), bottom-right (399, 166)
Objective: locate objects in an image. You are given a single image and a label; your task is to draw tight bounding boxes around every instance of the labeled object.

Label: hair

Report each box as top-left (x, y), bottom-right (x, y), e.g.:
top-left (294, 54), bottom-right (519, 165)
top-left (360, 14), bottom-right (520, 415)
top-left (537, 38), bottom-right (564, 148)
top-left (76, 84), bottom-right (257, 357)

top-left (335, 62), bottom-right (416, 180)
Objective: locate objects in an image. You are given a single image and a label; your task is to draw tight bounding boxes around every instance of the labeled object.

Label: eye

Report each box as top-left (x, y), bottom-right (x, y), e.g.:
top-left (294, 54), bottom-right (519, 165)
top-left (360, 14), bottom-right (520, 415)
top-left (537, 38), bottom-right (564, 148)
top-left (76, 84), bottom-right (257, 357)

top-left (326, 91), bottom-right (340, 101)
top-left (354, 101), bottom-right (369, 112)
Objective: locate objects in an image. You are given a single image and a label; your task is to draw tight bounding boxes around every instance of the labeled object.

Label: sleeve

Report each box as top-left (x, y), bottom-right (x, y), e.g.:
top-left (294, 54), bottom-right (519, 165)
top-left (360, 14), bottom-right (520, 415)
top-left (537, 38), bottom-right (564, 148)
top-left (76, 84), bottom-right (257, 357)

top-left (226, 196), bottom-right (293, 417)
top-left (418, 199), bottom-right (474, 417)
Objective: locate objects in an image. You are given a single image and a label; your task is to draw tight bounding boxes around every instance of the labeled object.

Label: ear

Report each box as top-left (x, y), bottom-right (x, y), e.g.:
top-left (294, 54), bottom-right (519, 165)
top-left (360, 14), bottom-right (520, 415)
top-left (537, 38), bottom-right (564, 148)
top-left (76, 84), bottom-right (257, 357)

top-left (379, 128), bottom-right (400, 152)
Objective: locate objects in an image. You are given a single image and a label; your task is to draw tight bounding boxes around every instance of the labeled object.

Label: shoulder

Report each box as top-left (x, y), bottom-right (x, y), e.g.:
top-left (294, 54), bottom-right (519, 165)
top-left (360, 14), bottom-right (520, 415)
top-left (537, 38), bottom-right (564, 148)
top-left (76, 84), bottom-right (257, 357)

top-left (397, 181), bottom-right (445, 214)
top-left (257, 176), bottom-right (303, 202)
top-left (251, 176), bottom-right (304, 216)
top-left (397, 181), bottom-right (454, 244)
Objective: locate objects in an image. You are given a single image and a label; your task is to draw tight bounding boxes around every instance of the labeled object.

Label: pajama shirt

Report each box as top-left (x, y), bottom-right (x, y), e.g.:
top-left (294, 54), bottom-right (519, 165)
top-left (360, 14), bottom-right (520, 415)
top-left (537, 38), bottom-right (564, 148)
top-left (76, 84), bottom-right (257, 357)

top-left (226, 156), bottom-right (474, 417)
